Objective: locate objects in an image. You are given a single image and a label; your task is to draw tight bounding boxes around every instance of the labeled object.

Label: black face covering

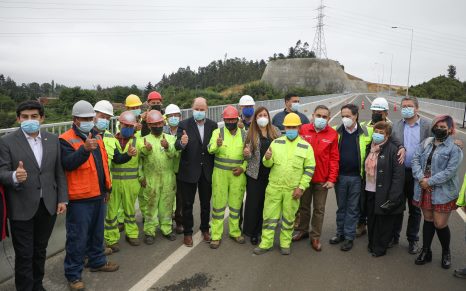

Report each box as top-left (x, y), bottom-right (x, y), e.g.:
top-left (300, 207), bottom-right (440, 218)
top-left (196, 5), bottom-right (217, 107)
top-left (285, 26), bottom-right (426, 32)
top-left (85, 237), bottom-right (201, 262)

top-left (432, 127), bottom-right (448, 141)
top-left (225, 122), bottom-right (238, 131)
top-left (150, 126), bottom-right (163, 135)
top-left (151, 104), bottom-right (162, 111)
top-left (371, 112), bottom-right (383, 124)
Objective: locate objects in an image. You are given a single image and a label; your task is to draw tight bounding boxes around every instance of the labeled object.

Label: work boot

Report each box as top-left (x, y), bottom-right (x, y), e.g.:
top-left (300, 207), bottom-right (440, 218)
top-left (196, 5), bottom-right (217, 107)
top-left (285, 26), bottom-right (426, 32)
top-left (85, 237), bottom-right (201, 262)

top-left (388, 238), bottom-right (399, 249)
top-left (68, 280), bottom-right (85, 291)
top-left (118, 223), bottom-right (124, 232)
top-left (104, 247), bottom-right (113, 256)
top-left (175, 224), bottom-right (184, 234)
top-left (106, 243), bottom-right (120, 253)
top-left (202, 231), bottom-right (211, 243)
top-left (144, 235), bottom-right (155, 245)
top-left (453, 268), bottom-right (466, 279)
top-left (184, 235), bottom-right (193, 247)
top-left (253, 247), bottom-right (271, 255)
top-left (356, 223), bottom-right (367, 237)
top-left (408, 241), bottom-right (420, 254)
top-left (210, 240), bottom-right (221, 249)
top-left (90, 261), bottom-right (119, 272)
top-left (250, 236), bottom-right (259, 245)
top-left (329, 235), bottom-right (345, 245)
top-left (280, 247), bottom-right (291, 255)
top-left (163, 233), bottom-right (177, 241)
top-left (230, 235), bottom-right (245, 244)
top-left (311, 239), bottom-right (322, 252)
top-left (292, 231), bottom-right (309, 242)
top-left (125, 236), bottom-right (140, 246)
top-left (415, 248), bottom-right (432, 265)
top-left (341, 240), bottom-right (353, 251)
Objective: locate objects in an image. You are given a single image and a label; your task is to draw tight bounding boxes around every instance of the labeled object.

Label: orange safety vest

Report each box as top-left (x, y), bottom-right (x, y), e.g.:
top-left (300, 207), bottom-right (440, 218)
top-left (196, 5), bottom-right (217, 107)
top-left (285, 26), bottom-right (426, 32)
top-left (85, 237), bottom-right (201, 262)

top-left (60, 129), bottom-right (112, 201)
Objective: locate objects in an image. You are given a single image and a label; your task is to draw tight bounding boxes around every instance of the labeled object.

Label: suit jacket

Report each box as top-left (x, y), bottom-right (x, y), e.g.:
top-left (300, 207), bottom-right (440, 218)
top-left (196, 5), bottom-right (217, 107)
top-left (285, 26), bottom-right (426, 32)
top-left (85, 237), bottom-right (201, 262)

top-left (392, 116), bottom-right (432, 145)
top-left (175, 117), bottom-right (218, 184)
top-left (0, 129), bottom-right (68, 221)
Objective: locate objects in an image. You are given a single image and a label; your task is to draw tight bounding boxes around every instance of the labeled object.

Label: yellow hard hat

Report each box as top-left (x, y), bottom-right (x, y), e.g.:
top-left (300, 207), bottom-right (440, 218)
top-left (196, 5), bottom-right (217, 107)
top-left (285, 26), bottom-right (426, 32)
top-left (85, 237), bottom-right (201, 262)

top-left (282, 113), bottom-right (302, 126)
top-left (125, 94), bottom-right (142, 107)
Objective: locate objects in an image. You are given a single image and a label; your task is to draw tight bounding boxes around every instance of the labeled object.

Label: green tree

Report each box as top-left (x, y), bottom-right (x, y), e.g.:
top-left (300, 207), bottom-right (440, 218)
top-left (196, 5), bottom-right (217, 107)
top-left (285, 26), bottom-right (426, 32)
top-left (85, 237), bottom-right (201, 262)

top-left (448, 65), bottom-right (456, 79)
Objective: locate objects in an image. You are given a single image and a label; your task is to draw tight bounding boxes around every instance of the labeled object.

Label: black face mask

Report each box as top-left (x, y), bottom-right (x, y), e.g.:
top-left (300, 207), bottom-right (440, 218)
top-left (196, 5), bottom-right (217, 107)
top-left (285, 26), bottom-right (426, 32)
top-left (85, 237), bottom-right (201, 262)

top-left (225, 122), bottom-right (238, 131)
top-left (432, 127), bottom-right (448, 141)
top-left (151, 104), bottom-right (162, 111)
top-left (150, 126), bottom-right (163, 135)
top-left (371, 113), bottom-right (383, 124)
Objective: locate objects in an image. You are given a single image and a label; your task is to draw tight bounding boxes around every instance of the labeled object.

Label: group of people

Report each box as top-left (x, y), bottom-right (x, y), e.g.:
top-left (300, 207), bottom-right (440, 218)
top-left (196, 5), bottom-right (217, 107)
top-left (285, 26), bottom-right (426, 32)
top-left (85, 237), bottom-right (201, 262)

top-left (0, 92), bottom-right (465, 291)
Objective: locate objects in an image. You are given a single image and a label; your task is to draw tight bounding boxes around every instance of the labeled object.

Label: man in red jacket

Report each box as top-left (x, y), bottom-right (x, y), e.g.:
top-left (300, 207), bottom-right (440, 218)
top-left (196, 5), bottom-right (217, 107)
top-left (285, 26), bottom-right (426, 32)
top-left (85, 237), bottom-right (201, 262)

top-left (292, 105), bottom-right (339, 251)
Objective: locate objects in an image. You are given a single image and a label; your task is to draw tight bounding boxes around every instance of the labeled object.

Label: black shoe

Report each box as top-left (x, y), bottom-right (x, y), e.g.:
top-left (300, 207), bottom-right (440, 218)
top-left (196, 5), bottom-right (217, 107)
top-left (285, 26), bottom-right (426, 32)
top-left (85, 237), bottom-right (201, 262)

top-left (250, 236), bottom-right (259, 245)
top-left (164, 233), bottom-right (177, 241)
top-left (340, 240), bottom-right (353, 251)
top-left (415, 248), bottom-right (432, 265)
top-left (144, 235), bottom-right (155, 245)
top-left (371, 251), bottom-right (386, 257)
top-left (408, 241), bottom-right (420, 254)
top-left (329, 235), bottom-right (345, 245)
top-left (453, 268), bottom-right (466, 279)
top-left (367, 244), bottom-right (373, 253)
top-left (388, 238), bottom-right (399, 249)
top-left (441, 250), bottom-right (451, 269)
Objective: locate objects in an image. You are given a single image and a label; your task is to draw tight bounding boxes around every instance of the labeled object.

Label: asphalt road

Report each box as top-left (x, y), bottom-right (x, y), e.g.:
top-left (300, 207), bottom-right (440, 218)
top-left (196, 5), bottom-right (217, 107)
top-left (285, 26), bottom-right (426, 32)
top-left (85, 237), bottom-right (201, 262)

top-left (1, 94), bottom-right (465, 291)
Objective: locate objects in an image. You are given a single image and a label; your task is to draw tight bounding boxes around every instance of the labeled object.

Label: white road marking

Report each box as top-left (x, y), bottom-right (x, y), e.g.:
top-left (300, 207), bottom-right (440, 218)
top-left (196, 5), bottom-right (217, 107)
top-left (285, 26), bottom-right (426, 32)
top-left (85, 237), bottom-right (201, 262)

top-left (328, 94), bottom-right (359, 123)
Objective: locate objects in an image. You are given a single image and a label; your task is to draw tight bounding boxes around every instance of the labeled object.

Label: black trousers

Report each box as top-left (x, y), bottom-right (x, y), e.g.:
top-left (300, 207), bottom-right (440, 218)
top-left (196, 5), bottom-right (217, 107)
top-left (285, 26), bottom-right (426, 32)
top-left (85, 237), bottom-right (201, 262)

top-left (179, 169), bottom-right (212, 235)
top-left (10, 199), bottom-right (57, 291)
top-left (174, 178), bottom-right (183, 226)
top-left (366, 191), bottom-right (396, 255)
top-left (392, 168), bottom-right (421, 242)
top-left (243, 175), bottom-right (267, 237)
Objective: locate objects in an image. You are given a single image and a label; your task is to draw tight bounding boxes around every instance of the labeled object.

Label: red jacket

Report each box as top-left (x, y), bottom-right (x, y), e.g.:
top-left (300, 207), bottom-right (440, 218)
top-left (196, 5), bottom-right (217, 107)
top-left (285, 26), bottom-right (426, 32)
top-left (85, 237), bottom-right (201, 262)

top-left (299, 123), bottom-right (339, 183)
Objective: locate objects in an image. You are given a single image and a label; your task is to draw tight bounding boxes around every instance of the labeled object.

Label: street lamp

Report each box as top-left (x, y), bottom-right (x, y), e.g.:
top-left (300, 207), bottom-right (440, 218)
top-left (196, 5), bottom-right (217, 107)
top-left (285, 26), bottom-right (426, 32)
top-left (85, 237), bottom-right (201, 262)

top-left (380, 51), bottom-right (394, 96)
top-left (392, 26), bottom-right (414, 97)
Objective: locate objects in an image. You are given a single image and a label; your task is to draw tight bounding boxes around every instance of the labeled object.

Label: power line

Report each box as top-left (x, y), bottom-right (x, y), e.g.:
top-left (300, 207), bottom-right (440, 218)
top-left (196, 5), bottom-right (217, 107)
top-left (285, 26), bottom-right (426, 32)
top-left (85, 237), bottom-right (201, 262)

top-left (311, 0), bottom-right (327, 59)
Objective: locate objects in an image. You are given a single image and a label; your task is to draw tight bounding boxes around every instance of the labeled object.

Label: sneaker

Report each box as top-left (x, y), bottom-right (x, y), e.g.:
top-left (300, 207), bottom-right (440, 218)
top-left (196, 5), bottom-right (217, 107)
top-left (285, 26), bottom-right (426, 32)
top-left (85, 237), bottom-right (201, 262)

top-left (125, 236), bottom-right (140, 246)
top-left (279, 247), bottom-right (291, 255)
top-left (453, 268), bottom-right (466, 279)
top-left (210, 240), bottom-right (221, 249)
top-left (340, 240), bottom-right (353, 251)
top-left (90, 261), bottom-right (119, 272)
top-left (230, 235), bottom-right (246, 244)
top-left (355, 223), bottom-right (367, 237)
top-left (68, 280), bottom-right (85, 291)
top-left (144, 235), bottom-right (155, 245)
top-left (408, 241), bottom-right (419, 254)
top-left (253, 247), bottom-right (272, 255)
top-left (106, 243), bottom-right (120, 253)
top-left (163, 233), bottom-right (177, 241)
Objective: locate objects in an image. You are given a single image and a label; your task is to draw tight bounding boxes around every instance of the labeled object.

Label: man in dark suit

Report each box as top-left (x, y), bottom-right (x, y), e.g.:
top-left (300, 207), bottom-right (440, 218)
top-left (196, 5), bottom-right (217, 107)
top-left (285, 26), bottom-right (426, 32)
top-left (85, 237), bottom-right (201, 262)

top-left (0, 100), bottom-right (68, 291)
top-left (175, 97), bottom-right (217, 247)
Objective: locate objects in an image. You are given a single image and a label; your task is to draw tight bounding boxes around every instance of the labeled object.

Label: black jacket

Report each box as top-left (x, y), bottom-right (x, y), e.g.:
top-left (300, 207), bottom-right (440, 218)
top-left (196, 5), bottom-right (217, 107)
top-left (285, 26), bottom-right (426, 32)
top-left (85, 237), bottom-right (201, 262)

top-left (175, 117), bottom-right (218, 184)
top-left (363, 137), bottom-right (405, 215)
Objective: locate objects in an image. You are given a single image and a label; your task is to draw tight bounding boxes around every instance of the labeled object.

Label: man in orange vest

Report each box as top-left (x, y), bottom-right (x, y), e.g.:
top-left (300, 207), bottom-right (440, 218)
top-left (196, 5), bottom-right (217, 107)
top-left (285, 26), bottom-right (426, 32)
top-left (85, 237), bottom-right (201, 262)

top-left (60, 100), bottom-right (119, 291)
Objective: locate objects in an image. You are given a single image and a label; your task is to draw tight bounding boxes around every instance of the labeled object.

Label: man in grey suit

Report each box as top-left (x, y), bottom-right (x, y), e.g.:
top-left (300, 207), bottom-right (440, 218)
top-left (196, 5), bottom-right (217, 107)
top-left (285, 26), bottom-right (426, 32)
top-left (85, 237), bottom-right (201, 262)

top-left (0, 100), bottom-right (68, 291)
top-left (391, 96), bottom-right (431, 254)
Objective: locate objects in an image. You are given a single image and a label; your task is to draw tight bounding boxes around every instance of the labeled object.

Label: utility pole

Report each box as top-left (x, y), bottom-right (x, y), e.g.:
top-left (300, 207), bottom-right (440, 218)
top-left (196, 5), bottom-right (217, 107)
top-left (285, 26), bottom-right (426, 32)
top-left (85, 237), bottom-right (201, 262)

top-left (380, 52), bottom-right (394, 96)
top-left (392, 26), bottom-right (414, 97)
top-left (311, 0), bottom-right (328, 59)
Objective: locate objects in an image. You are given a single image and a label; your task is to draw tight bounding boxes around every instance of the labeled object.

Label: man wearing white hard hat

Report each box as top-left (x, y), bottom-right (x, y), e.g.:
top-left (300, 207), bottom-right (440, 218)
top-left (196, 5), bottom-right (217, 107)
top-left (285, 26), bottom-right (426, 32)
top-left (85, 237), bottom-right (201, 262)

top-left (238, 95), bottom-right (255, 130)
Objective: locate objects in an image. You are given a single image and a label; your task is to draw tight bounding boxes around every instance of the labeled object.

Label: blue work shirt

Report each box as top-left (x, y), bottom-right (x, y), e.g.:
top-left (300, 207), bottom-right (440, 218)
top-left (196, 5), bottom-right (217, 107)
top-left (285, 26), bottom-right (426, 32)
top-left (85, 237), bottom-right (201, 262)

top-left (272, 109), bottom-right (310, 132)
top-left (403, 118), bottom-right (421, 168)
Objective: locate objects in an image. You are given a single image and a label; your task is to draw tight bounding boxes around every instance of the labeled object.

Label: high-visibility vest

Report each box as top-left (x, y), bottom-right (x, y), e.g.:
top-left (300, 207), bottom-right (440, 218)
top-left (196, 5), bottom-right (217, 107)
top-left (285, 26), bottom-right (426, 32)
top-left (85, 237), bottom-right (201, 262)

top-left (111, 136), bottom-right (141, 181)
top-left (208, 127), bottom-right (247, 172)
top-left (60, 129), bottom-right (112, 200)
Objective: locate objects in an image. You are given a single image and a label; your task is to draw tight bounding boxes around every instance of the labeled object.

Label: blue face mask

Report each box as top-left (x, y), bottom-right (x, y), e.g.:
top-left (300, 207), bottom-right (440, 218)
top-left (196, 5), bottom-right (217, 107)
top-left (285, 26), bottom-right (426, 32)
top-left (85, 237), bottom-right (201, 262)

top-left (121, 127), bottom-right (135, 138)
top-left (193, 110), bottom-right (206, 121)
top-left (314, 117), bottom-right (327, 130)
top-left (20, 120), bottom-right (40, 134)
top-left (372, 133), bottom-right (385, 144)
top-left (285, 129), bottom-right (299, 140)
top-left (291, 103), bottom-right (300, 112)
top-left (401, 107), bottom-right (415, 119)
top-left (78, 121), bottom-right (95, 133)
top-left (168, 116), bottom-right (180, 127)
top-left (95, 118), bottom-right (109, 131)
top-left (242, 107), bottom-right (254, 118)
top-left (131, 109), bottom-right (141, 116)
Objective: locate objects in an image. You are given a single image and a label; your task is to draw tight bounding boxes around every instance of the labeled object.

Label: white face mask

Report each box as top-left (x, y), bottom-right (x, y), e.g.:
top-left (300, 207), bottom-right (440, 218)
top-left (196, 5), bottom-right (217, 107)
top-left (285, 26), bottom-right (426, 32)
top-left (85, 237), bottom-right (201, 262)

top-left (342, 117), bottom-right (354, 128)
top-left (257, 117), bottom-right (269, 128)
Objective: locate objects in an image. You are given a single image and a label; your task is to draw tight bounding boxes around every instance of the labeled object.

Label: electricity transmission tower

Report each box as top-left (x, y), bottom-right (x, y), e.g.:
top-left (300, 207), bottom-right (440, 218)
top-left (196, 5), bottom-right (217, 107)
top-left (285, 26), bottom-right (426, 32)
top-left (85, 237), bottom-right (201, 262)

top-left (311, 0), bottom-right (328, 59)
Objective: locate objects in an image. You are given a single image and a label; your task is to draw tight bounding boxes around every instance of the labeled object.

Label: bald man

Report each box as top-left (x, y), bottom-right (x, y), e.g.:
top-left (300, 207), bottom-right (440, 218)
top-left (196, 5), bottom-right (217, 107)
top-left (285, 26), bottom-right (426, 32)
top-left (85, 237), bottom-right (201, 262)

top-left (175, 97), bottom-right (218, 247)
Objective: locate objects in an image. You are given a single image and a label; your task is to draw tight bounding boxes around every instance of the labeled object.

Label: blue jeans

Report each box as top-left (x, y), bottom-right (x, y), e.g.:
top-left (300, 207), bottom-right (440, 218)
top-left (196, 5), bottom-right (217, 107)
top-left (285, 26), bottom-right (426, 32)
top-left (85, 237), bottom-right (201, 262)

top-left (335, 175), bottom-right (362, 240)
top-left (64, 198), bottom-right (107, 282)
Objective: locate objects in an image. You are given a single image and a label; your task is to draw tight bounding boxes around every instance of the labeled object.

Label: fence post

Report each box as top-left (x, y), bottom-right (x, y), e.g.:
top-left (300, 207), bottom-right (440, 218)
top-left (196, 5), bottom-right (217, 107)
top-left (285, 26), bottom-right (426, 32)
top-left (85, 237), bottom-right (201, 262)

top-left (463, 104), bottom-right (466, 128)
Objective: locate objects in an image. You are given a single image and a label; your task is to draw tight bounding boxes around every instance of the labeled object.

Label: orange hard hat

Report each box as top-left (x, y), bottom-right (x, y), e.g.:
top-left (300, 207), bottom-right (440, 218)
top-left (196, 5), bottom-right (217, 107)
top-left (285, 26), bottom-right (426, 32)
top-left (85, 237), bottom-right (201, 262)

top-left (223, 105), bottom-right (239, 119)
top-left (118, 111), bottom-right (137, 126)
top-left (147, 91), bottom-right (162, 101)
top-left (146, 110), bottom-right (164, 123)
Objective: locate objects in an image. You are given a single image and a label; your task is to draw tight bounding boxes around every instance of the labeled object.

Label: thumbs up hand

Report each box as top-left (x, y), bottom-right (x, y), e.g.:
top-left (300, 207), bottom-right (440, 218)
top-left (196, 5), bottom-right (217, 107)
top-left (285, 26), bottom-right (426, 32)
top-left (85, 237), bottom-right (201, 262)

top-left (243, 143), bottom-right (252, 158)
top-left (144, 138), bottom-right (152, 151)
top-left (127, 142), bottom-right (138, 157)
top-left (264, 147), bottom-right (272, 160)
top-left (181, 130), bottom-right (189, 146)
top-left (16, 161), bottom-right (27, 183)
top-left (161, 134), bottom-right (169, 150)
top-left (84, 132), bottom-right (98, 152)
top-left (217, 131), bottom-right (223, 147)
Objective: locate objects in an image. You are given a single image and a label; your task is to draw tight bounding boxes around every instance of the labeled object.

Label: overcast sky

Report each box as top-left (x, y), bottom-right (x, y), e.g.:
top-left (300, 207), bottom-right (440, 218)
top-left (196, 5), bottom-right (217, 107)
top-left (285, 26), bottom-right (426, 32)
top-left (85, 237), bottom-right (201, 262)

top-left (1, 0), bottom-right (465, 89)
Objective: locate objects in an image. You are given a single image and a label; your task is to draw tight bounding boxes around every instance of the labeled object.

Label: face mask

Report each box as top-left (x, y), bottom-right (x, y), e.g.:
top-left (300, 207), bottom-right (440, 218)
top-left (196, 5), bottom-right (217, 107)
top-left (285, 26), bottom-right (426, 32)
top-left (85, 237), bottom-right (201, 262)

top-left (225, 122), bottom-right (238, 131)
top-left (242, 107), bottom-right (254, 118)
top-left (257, 117), bottom-right (269, 128)
top-left (20, 120), bottom-right (40, 134)
top-left (168, 116), bottom-right (180, 127)
top-left (131, 109), bottom-right (141, 117)
top-left (342, 117), bottom-right (353, 128)
top-left (150, 126), bottom-right (163, 135)
top-left (285, 129), bottom-right (298, 140)
top-left (372, 133), bottom-right (385, 144)
top-left (121, 127), bottom-right (135, 138)
top-left (78, 121), bottom-right (95, 133)
top-left (291, 103), bottom-right (300, 112)
top-left (314, 117), bottom-right (327, 130)
top-left (401, 107), bottom-right (415, 119)
top-left (371, 112), bottom-right (383, 124)
top-left (432, 127), bottom-right (448, 141)
top-left (151, 104), bottom-right (162, 111)
top-left (95, 118), bottom-right (109, 131)
top-left (193, 110), bottom-right (206, 121)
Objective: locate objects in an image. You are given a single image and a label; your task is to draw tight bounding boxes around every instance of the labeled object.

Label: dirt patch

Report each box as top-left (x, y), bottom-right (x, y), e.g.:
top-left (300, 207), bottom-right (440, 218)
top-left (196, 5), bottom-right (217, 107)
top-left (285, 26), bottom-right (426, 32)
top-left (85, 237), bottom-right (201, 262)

top-left (153, 273), bottom-right (213, 291)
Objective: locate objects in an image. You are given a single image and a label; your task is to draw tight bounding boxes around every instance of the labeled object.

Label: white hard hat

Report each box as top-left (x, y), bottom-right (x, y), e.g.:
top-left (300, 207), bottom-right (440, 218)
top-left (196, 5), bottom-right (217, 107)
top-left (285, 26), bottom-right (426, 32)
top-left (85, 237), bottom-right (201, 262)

top-left (72, 100), bottom-right (96, 117)
top-left (164, 104), bottom-right (181, 115)
top-left (370, 97), bottom-right (389, 111)
top-left (239, 95), bottom-right (255, 106)
top-left (94, 100), bottom-right (114, 116)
